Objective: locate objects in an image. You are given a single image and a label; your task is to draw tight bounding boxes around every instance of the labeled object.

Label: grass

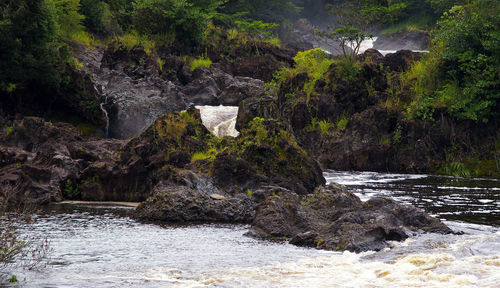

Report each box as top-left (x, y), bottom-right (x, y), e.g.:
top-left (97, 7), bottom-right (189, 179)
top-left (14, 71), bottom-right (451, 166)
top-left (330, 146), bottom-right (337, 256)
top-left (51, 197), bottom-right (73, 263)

top-left (190, 56), bottom-right (212, 71)
top-left (70, 31), bottom-right (97, 48)
top-left (116, 31), bottom-right (155, 55)
top-left (336, 115), bottom-right (349, 131)
top-left (191, 148), bottom-right (218, 162)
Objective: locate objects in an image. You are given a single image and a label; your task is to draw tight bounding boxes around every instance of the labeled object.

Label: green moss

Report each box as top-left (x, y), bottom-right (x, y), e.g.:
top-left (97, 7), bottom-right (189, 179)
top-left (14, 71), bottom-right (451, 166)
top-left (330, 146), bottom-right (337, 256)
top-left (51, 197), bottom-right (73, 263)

top-left (153, 114), bottom-right (187, 139)
top-left (191, 148), bottom-right (218, 162)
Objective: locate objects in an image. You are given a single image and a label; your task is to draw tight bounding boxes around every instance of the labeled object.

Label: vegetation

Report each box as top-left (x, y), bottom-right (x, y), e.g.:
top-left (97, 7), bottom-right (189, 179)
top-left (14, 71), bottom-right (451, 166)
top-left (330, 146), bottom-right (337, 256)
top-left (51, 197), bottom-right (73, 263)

top-left (190, 55), bottom-right (212, 71)
top-left (405, 0), bottom-right (499, 123)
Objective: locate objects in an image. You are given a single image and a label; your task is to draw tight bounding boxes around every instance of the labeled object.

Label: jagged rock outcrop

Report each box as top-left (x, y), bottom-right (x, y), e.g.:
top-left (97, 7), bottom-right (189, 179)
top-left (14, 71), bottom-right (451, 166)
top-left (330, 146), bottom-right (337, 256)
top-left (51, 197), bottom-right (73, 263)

top-left (0, 117), bottom-right (126, 206)
top-left (77, 44), bottom-right (269, 139)
top-left (247, 184), bottom-right (452, 252)
top-left (134, 173), bottom-right (255, 223)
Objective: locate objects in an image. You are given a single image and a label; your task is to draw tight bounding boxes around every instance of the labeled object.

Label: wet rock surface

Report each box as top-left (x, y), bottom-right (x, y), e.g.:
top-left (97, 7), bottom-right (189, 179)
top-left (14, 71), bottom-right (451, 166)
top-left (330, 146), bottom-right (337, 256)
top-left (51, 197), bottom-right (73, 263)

top-left (248, 184), bottom-right (452, 252)
top-left (373, 29), bottom-right (430, 51)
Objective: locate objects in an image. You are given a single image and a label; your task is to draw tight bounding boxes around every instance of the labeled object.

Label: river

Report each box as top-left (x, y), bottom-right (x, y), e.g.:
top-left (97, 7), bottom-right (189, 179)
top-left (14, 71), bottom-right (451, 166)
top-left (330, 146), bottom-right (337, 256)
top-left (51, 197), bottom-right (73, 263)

top-left (4, 171), bottom-right (500, 287)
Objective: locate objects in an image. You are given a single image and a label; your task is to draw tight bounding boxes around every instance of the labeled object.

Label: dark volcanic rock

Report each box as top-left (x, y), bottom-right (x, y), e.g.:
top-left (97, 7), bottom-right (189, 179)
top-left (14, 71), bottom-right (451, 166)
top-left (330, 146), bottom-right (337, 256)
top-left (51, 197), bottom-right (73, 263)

top-left (219, 76), bottom-right (266, 106)
top-left (236, 96), bottom-right (277, 131)
top-left (382, 50), bottom-right (423, 72)
top-left (134, 173), bottom-right (255, 223)
top-left (248, 184), bottom-right (452, 252)
top-left (373, 29), bottom-right (430, 51)
top-left (0, 117), bottom-right (126, 206)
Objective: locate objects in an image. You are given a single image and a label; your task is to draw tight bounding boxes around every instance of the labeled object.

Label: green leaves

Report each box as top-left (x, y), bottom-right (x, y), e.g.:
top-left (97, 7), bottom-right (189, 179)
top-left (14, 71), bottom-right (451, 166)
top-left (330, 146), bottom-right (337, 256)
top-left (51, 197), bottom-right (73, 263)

top-left (132, 0), bottom-right (224, 45)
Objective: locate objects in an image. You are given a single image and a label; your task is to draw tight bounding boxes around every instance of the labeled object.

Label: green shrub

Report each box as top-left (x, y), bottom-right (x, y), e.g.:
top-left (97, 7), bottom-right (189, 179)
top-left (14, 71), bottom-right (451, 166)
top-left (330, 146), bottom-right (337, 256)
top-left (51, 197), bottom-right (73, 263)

top-left (404, 0), bottom-right (500, 123)
top-left (115, 31), bottom-right (156, 54)
top-left (132, 0), bottom-right (223, 45)
top-left (274, 48), bottom-right (333, 96)
top-left (63, 179), bottom-right (80, 199)
top-left (190, 56), bottom-right (212, 71)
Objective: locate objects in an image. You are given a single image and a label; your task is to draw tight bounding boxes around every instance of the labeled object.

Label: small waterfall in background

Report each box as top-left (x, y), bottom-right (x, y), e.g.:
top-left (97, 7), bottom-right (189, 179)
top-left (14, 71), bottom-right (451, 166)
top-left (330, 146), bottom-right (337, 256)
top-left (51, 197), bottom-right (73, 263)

top-left (196, 106), bottom-right (239, 138)
top-left (100, 94), bottom-right (110, 138)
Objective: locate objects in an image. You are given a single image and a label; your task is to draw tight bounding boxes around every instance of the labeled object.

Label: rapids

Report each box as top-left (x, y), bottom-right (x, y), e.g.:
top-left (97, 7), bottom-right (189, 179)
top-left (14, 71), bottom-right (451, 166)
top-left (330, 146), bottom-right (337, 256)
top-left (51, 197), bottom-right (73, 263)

top-left (3, 171), bottom-right (499, 287)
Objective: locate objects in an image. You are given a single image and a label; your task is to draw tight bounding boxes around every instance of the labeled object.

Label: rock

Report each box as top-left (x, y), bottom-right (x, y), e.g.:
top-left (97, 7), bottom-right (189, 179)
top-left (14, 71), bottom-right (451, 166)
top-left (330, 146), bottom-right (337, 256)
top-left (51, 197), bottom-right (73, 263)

top-left (219, 76), bottom-right (265, 106)
top-left (359, 49), bottom-right (385, 62)
top-left (373, 29), bottom-right (430, 51)
top-left (181, 73), bottom-right (221, 105)
top-left (134, 174), bottom-right (255, 223)
top-left (382, 50), bottom-right (422, 72)
top-left (213, 119), bottom-right (325, 195)
top-left (248, 185), bottom-right (452, 252)
top-left (236, 96), bottom-right (277, 131)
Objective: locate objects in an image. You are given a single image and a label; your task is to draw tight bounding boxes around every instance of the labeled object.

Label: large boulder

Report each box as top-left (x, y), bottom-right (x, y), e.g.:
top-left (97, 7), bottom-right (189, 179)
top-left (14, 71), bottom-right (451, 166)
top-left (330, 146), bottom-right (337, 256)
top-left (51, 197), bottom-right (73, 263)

top-left (0, 117), bottom-right (124, 206)
top-left (134, 173), bottom-right (255, 223)
top-left (214, 119), bottom-right (325, 195)
top-left (248, 184), bottom-right (452, 252)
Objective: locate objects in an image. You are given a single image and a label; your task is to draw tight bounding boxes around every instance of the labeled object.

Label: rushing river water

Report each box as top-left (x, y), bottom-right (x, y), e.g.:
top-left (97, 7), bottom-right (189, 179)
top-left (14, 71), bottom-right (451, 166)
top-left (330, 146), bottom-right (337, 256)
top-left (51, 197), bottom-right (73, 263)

top-left (3, 172), bottom-right (500, 287)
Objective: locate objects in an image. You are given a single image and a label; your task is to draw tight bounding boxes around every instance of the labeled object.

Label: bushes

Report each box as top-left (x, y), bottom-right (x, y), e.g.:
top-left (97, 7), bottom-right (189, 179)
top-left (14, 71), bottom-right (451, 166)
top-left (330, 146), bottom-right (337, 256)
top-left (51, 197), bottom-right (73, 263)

top-left (80, 0), bottom-right (117, 35)
top-left (274, 48), bottom-right (333, 96)
top-left (404, 0), bottom-right (500, 123)
top-left (132, 0), bottom-right (223, 46)
top-left (190, 55), bottom-right (212, 71)
top-left (0, 0), bottom-right (69, 96)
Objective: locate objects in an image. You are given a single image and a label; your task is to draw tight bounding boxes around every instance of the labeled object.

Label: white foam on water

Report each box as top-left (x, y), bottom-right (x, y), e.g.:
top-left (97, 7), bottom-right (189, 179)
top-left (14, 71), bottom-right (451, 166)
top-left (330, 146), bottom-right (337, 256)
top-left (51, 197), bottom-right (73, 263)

top-left (196, 105), bottom-right (239, 138)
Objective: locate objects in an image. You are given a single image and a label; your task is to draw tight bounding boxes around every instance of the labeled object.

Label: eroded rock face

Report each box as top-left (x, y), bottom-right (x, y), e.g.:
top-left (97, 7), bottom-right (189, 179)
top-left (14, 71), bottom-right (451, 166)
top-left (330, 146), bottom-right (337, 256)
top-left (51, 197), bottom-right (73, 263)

top-left (373, 29), bottom-right (430, 51)
top-left (87, 45), bottom-right (268, 139)
top-left (0, 117), bottom-right (126, 206)
top-left (134, 173), bottom-right (255, 223)
top-left (247, 184), bottom-right (452, 252)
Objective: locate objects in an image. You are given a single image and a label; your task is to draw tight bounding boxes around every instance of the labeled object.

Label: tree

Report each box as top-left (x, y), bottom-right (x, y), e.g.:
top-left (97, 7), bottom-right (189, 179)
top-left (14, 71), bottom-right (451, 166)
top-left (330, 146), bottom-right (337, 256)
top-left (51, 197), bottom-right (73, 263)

top-left (80, 0), bottom-right (115, 35)
top-left (50, 0), bottom-right (85, 39)
top-left (318, 0), bottom-right (406, 60)
top-left (132, 0), bottom-right (224, 45)
top-left (218, 0), bottom-right (302, 24)
top-left (235, 20), bottom-right (279, 54)
top-left (0, 0), bottom-right (68, 99)
top-left (431, 0), bottom-right (500, 122)
top-left (317, 27), bottom-right (374, 61)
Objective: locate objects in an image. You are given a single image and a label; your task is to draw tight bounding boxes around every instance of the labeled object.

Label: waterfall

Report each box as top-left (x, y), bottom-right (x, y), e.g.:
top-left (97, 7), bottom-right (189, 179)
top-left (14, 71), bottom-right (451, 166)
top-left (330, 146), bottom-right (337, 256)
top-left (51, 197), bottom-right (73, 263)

top-left (348, 37), bottom-right (430, 56)
top-left (100, 93), bottom-right (110, 138)
top-left (196, 106), bottom-right (239, 138)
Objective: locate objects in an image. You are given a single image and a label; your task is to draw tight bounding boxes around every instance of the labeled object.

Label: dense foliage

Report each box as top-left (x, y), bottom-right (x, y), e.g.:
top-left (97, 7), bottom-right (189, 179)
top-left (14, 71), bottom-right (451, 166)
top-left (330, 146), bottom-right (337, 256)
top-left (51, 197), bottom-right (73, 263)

top-left (0, 0), bottom-right (70, 97)
top-left (406, 0), bottom-right (500, 123)
top-left (132, 0), bottom-right (223, 45)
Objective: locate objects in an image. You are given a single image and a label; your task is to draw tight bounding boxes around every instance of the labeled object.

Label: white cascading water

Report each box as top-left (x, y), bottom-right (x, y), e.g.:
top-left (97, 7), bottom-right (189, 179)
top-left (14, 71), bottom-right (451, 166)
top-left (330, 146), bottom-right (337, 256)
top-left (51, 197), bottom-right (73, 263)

top-left (348, 37), bottom-right (429, 56)
top-left (196, 105), bottom-right (239, 138)
top-left (100, 94), bottom-right (110, 137)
